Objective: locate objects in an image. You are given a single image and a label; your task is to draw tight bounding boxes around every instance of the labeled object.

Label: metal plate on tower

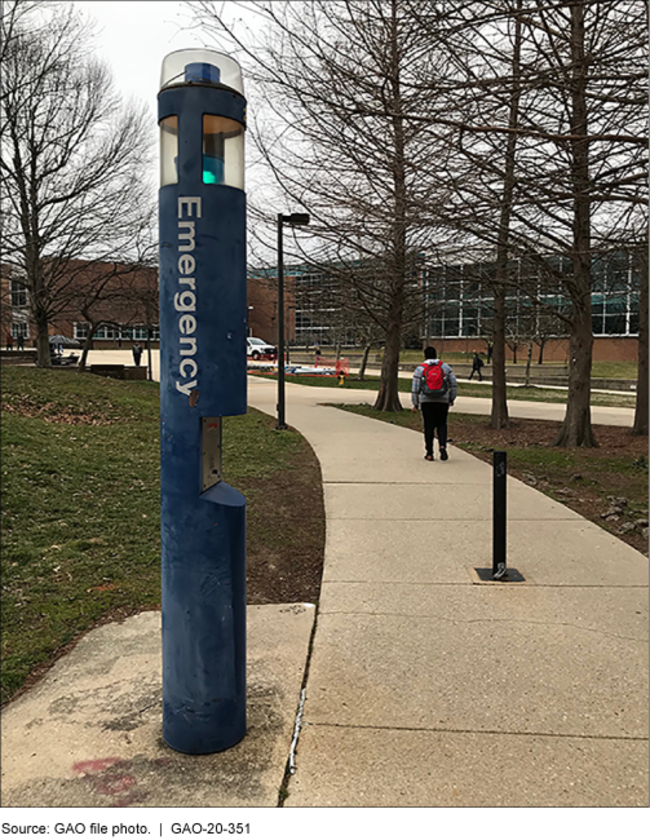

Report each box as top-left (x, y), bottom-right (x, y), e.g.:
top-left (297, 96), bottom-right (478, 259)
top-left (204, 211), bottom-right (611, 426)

top-left (201, 417), bottom-right (222, 491)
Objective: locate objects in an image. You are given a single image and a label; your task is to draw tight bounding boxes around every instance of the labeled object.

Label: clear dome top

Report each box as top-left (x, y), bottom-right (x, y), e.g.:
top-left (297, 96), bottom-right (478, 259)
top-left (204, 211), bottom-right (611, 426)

top-left (160, 49), bottom-right (244, 95)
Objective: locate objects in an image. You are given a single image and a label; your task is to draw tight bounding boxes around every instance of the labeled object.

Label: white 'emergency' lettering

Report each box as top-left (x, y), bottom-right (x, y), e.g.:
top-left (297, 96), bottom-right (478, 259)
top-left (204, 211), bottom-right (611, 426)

top-left (176, 196), bottom-right (202, 396)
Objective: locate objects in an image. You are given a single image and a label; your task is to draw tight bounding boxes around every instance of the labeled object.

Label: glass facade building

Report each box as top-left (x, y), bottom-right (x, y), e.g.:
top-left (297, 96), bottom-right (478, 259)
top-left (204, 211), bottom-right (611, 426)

top-left (423, 251), bottom-right (641, 340)
top-left (249, 248), bottom-right (642, 350)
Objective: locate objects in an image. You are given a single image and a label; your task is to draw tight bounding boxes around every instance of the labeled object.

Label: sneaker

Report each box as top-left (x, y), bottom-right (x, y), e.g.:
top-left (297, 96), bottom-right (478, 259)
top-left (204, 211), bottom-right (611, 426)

top-left (424, 454), bottom-right (434, 461)
top-left (439, 448), bottom-right (449, 461)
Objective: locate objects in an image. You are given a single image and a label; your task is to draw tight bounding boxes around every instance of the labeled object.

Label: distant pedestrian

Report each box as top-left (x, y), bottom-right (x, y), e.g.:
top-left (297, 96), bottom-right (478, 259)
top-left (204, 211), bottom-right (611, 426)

top-left (412, 346), bottom-right (457, 461)
top-left (487, 341), bottom-right (493, 363)
top-left (6, 332), bottom-right (13, 350)
top-left (16, 333), bottom-right (25, 351)
top-left (132, 342), bottom-right (143, 366)
top-left (469, 352), bottom-right (484, 381)
top-left (315, 345), bottom-right (321, 367)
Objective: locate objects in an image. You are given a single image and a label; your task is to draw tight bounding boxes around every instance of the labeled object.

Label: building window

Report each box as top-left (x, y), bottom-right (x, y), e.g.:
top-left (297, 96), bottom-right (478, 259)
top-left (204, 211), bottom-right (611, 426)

top-left (74, 322), bottom-right (89, 340)
top-left (95, 325), bottom-right (119, 339)
top-left (91, 323), bottom-right (159, 341)
top-left (427, 251), bottom-right (639, 340)
top-left (11, 322), bottom-right (28, 339)
top-left (10, 280), bottom-right (27, 308)
top-left (131, 325), bottom-right (159, 341)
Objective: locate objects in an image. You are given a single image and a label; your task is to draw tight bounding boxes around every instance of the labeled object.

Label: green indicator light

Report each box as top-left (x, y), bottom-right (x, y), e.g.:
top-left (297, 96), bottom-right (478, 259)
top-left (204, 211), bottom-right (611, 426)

top-left (203, 154), bottom-right (223, 185)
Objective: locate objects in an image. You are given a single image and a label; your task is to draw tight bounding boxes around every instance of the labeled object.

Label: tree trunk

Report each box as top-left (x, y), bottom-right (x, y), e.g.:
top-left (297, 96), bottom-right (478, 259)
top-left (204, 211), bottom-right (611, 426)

top-left (489, 0), bottom-right (521, 429)
top-left (358, 342), bottom-right (372, 381)
top-left (78, 335), bottom-right (94, 372)
top-left (374, 317), bottom-right (403, 411)
top-left (524, 339), bottom-right (533, 387)
top-left (537, 339), bottom-right (545, 364)
top-left (554, 3), bottom-right (596, 448)
top-left (34, 308), bottom-right (50, 368)
top-left (374, 1), bottom-right (407, 414)
top-left (553, 303), bottom-right (596, 446)
top-left (633, 250), bottom-right (648, 435)
top-left (490, 287), bottom-right (509, 427)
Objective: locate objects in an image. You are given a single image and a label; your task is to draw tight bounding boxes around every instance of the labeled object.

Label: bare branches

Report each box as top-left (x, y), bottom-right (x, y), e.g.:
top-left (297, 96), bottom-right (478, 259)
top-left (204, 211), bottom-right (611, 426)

top-left (189, 1), bottom-right (646, 431)
top-left (1, 1), bottom-right (155, 366)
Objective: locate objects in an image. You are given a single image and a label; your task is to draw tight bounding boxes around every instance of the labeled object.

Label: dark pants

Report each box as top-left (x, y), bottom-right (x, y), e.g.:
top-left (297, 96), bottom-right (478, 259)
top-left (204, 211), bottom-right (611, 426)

top-left (420, 401), bottom-right (449, 456)
top-left (469, 368), bottom-right (482, 381)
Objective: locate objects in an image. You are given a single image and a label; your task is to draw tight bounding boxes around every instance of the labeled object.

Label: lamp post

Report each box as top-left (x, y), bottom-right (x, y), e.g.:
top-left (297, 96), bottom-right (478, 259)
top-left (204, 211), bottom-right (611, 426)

top-left (277, 212), bottom-right (309, 429)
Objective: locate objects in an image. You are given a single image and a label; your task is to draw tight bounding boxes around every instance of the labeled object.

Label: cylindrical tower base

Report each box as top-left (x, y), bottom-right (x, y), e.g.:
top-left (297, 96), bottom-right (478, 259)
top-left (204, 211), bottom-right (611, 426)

top-left (161, 481), bottom-right (246, 754)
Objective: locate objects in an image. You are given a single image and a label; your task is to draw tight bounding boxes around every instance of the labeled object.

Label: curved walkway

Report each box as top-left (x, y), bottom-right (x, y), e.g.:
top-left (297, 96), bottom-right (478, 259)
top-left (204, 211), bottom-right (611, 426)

top-left (248, 376), bottom-right (648, 807)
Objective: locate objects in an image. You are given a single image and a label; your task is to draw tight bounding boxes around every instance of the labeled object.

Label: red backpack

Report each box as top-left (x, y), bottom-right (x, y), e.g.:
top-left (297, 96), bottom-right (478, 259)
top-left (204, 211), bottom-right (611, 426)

top-left (420, 361), bottom-right (448, 397)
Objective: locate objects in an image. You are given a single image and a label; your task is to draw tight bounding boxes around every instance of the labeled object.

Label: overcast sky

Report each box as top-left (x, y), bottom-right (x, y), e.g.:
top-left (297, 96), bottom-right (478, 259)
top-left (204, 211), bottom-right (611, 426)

top-left (70, 1), bottom-right (285, 261)
top-left (72, 2), bottom-right (209, 124)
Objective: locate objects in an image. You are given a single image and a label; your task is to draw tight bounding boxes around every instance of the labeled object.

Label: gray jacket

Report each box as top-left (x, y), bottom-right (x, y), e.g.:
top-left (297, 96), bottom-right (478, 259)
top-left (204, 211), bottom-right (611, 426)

top-left (411, 359), bottom-right (458, 409)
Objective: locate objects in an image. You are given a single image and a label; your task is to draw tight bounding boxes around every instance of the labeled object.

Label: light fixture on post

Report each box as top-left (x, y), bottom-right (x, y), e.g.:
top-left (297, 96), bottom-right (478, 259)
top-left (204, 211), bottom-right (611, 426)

top-left (276, 212), bottom-right (309, 430)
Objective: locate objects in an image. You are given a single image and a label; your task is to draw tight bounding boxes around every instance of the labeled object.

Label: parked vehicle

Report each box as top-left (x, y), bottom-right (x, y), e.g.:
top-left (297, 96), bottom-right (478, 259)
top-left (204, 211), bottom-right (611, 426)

top-left (247, 336), bottom-right (277, 359)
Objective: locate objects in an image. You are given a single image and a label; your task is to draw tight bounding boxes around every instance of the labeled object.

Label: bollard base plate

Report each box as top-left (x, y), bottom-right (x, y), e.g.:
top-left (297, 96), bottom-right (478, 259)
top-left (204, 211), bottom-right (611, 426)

top-left (472, 567), bottom-right (526, 584)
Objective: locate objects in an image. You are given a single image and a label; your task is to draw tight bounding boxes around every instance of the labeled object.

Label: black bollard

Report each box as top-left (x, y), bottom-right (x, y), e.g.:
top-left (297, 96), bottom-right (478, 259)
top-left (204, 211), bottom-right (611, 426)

top-left (493, 451), bottom-right (507, 579)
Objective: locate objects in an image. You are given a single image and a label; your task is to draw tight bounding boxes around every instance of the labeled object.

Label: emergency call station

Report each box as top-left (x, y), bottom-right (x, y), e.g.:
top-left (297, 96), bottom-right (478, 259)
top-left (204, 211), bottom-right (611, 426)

top-left (158, 49), bottom-right (247, 754)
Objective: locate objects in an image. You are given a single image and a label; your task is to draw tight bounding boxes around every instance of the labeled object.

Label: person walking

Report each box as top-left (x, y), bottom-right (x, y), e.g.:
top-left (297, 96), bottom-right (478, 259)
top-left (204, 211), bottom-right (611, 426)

top-left (132, 342), bottom-right (143, 366)
top-left (412, 346), bottom-right (457, 461)
top-left (16, 333), bottom-right (24, 351)
top-left (6, 332), bottom-right (13, 351)
top-left (469, 351), bottom-right (484, 381)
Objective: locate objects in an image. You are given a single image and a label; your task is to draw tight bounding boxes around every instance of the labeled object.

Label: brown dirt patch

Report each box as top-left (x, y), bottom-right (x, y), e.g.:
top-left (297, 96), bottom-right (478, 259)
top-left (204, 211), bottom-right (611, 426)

top-left (1, 397), bottom-right (119, 425)
top-left (241, 429), bottom-right (325, 605)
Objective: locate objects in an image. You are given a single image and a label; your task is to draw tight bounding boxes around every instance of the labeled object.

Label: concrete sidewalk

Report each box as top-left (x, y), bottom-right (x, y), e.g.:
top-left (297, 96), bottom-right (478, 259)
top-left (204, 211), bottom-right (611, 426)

top-left (1, 605), bottom-right (315, 807)
top-left (0, 364), bottom-right (312, 808)
top-left (1, 373), bottom-right (646, 808)
top-left (247, 376), bottom-right (648, 807)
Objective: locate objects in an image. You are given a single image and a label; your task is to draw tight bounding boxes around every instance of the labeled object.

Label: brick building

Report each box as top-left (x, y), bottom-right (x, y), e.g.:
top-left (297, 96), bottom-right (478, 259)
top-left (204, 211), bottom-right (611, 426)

top-left (3, 250), bottom-right (644, 363)
top-left (1, 260), bottom-right (159, 349)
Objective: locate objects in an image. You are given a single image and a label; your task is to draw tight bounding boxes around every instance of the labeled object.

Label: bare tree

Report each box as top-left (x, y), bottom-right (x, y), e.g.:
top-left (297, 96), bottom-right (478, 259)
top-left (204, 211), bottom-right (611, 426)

top-left (631, 243), bottom-right (648, 435)
top-left (509, 1), bottom-right (647, 446)
top-left (0, 1), bottom-right (155, 367)
top-left (191, 0), bottom-right (454, 411)
top-left (409, 1), bottom-right (646, 444)
top-left (408, 0), bottom-right (531, 427)
top-left (489, 0), bottom-right (522, 427)
top-left (67, 258), bottom-right (157, 374)
top-left (191, 0), bottom-right (646, 435)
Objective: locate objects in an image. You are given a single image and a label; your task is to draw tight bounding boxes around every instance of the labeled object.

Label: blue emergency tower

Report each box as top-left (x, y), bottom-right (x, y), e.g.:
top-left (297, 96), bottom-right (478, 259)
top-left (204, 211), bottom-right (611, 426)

top-left (158, 50), bottom-right (247, 754)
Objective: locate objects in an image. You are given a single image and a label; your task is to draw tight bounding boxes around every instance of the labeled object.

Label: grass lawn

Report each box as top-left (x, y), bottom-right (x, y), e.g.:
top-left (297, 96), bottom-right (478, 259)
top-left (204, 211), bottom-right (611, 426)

top-left (1, 367), bottom-right (324, 704)
top-left (394, 350), bottom-right (638, 380)
top-left (249, 371), bottom-right (637, 408)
